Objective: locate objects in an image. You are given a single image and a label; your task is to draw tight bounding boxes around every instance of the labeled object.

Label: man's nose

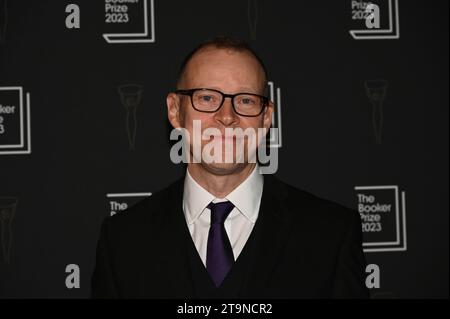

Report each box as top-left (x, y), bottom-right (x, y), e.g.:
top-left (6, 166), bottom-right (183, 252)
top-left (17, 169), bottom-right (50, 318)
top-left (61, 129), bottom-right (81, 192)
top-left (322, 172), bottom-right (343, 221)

top-left (214, 97), bottom-right (239, 126)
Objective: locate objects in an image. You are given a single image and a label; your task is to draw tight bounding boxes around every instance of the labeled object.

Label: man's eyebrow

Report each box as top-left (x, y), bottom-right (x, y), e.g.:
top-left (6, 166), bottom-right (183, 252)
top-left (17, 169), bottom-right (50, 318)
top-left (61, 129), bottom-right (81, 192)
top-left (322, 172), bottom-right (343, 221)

top-left (191, 86), bottom-right (261, 93)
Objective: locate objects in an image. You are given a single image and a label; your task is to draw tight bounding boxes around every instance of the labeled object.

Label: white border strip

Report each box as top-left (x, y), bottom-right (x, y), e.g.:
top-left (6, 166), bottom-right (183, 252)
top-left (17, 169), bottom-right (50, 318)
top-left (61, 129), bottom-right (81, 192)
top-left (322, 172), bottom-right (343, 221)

top-left (107, 192), bottom-right (152, 198)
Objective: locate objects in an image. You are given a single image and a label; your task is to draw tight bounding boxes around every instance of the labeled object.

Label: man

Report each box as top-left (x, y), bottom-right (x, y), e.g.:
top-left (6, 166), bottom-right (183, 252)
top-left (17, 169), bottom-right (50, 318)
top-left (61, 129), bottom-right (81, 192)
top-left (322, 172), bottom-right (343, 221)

top-left (91, 37), bottom-right (369, 298)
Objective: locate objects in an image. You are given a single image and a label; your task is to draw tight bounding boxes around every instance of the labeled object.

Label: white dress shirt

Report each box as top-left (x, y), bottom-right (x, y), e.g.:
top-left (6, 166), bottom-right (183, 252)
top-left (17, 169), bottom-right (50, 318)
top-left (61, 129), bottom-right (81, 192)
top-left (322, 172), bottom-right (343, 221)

top-left (182, 165), bottom-right (264, 266)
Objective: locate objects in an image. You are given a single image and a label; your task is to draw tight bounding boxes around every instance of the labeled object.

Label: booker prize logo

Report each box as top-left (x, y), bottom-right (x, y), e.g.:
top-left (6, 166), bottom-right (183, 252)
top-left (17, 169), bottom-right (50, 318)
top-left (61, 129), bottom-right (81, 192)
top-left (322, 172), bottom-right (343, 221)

top-left (103, 0), bottom-right (155, 44)
top-left (0, 86), bottom-right (32, 155)
top-left (107, 192), bottom-right (152, 216)
top-left (349, 0), bottom-right (400, 40)
top-left (355, 185), bottom-right (407, 252)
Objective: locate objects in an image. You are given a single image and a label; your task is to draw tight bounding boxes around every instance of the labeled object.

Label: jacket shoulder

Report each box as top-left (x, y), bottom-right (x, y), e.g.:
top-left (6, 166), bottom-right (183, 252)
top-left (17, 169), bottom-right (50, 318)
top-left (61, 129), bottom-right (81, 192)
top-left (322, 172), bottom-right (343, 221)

top-left (102, 177), bottom-right (183, 236)
top-left (269, 175), bottom-right (360, 228)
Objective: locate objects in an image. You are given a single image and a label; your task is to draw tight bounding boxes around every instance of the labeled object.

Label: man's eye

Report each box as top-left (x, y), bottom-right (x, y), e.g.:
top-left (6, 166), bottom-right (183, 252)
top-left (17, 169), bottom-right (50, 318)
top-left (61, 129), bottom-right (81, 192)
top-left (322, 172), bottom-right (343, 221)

top-left (200, 95), bottom-right (213, 102)
top-left (240, 97), bottom-right (256, 105)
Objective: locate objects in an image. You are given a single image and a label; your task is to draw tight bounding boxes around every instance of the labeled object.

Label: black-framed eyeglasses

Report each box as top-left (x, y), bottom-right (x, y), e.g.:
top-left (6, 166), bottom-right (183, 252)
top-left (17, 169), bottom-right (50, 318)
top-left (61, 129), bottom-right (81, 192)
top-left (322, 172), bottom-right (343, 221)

top-left (175, 88), bottom-right (269, 117)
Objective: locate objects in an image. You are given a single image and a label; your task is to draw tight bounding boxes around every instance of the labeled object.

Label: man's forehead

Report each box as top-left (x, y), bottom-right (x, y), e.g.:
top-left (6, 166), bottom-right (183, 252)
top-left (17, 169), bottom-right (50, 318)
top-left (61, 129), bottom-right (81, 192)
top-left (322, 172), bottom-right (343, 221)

top-left (190, 46), bottom-right (259, 65)
top-left (182, 48), bottom-right (265, 85)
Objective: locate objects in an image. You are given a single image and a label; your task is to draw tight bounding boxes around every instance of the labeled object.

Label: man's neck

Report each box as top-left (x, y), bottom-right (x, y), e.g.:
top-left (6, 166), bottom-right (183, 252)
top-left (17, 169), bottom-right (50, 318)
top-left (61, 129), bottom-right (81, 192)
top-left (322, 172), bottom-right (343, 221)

top-left (187, 163), bottom-right (256, 198)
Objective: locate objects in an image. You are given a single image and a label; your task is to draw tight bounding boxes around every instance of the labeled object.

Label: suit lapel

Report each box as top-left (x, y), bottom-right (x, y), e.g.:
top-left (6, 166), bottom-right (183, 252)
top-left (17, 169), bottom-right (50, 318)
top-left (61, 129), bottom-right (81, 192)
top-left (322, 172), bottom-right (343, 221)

top-left (159, 177), bottom-right (196, 298)
top-left (240, 174), bottom-right (293, 297)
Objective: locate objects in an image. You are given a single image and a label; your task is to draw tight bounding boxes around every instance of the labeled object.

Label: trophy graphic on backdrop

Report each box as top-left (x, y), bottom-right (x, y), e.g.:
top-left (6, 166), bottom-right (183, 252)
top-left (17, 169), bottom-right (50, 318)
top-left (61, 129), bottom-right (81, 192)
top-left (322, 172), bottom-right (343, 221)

top-left (118, 84), bottom-right (143, 151)
top-left (247, 0), bottom-right (258, 41)
top-left (0, 196), bottom-right (17, 264)
top-left (365, 80), bottom-right (388, 144)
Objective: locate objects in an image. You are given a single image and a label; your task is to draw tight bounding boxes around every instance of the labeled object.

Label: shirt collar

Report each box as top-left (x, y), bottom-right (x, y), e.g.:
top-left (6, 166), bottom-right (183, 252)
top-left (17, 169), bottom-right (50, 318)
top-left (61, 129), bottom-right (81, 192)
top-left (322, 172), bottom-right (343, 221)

top-left (183, 165), bottom-right (263, 225)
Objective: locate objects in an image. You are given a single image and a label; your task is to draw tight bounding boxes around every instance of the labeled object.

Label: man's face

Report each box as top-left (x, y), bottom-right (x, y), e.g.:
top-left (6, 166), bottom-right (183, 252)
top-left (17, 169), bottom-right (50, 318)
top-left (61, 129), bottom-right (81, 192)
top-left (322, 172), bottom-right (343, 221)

top-left (167, 47), bottom-right (273, 175)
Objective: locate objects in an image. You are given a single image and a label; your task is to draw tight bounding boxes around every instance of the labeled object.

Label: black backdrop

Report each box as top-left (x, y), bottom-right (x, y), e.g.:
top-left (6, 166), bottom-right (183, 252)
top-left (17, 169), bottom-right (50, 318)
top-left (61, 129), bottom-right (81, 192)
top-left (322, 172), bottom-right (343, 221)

top-left (0, 0), bottom-right (448, 298)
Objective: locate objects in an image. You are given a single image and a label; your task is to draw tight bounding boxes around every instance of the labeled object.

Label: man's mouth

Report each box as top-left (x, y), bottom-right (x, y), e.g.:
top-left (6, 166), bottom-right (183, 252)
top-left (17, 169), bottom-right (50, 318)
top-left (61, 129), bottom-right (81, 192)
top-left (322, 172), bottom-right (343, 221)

top-left (209, 135), bottom-right (241, 142)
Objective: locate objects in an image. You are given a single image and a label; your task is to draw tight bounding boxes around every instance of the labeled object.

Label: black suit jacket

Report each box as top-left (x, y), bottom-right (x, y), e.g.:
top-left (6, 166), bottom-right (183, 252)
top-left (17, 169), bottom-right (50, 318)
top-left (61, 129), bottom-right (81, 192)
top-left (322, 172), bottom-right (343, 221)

top-left (91, 174), bottom-right (369, 298)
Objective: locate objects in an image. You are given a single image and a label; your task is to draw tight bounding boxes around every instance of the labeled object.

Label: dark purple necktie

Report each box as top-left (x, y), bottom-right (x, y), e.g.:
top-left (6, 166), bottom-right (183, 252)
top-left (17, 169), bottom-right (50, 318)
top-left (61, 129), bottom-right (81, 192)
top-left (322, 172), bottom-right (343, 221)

top-left (206, 201), bottom-right (235, 287)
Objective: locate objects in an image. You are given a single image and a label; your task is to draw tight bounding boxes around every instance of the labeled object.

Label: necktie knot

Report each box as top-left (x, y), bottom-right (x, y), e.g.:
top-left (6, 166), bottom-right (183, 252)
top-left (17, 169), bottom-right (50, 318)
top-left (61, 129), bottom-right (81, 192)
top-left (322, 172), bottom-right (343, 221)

top-left (207, 201), bottom-right (235, 225)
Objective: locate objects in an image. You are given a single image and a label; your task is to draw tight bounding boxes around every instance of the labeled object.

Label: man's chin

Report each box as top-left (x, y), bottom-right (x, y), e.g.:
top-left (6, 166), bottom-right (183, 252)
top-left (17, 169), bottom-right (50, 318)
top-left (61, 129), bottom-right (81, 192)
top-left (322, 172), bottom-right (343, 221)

top-left (200, 162), bottom-right (250, 176)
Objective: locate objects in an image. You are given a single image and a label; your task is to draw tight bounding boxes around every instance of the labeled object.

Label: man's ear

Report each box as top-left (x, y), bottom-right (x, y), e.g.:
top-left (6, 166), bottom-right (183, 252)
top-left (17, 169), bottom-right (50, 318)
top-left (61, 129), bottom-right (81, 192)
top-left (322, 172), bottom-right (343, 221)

top-left (167, 93), bottom-right (183, 128)
top-left (262, 100), bottom-right (274, 130)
